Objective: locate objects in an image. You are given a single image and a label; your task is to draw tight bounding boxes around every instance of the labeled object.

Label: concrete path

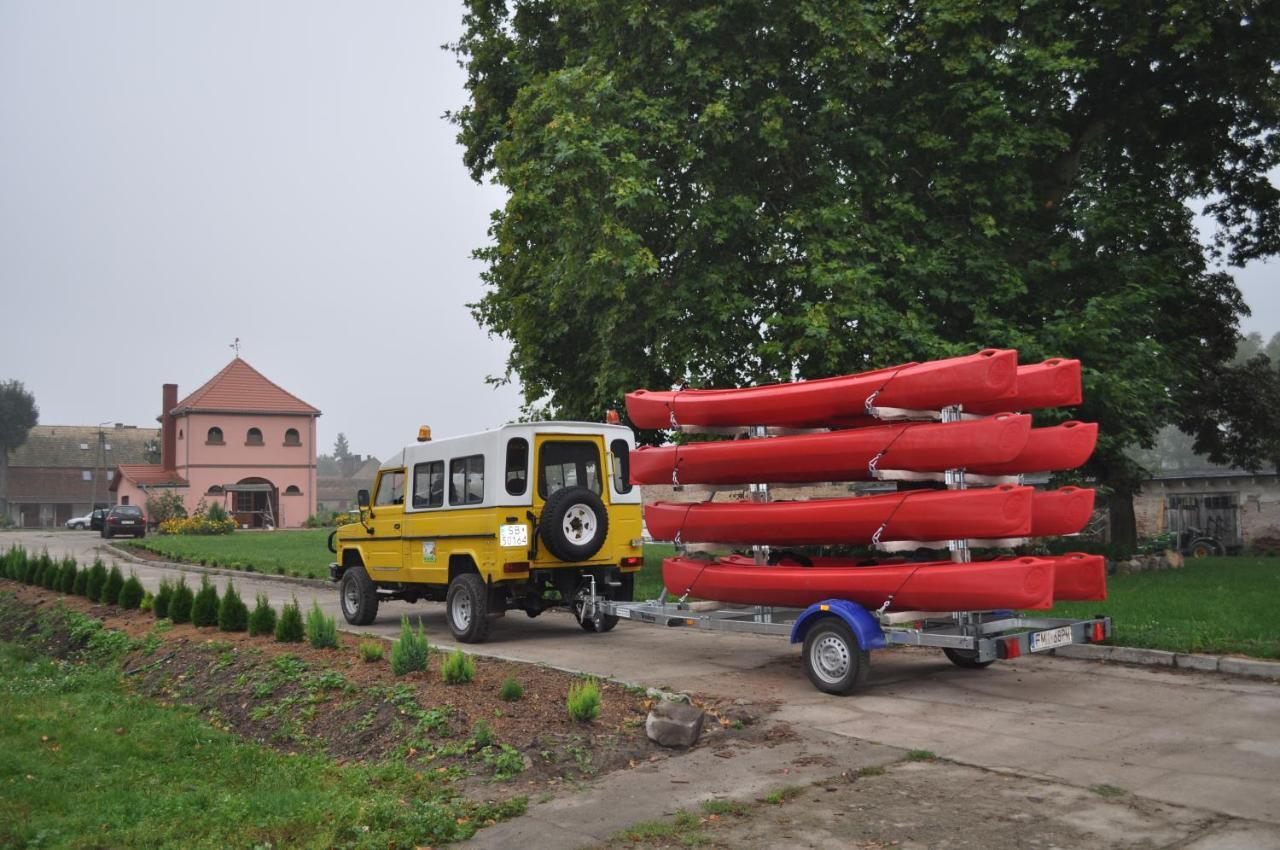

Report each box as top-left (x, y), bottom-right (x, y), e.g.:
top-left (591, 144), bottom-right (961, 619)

top-left (7, 529), bottom-right (1280, 846)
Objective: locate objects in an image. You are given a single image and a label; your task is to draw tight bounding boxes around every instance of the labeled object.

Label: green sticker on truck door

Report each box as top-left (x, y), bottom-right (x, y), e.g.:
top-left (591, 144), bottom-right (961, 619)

top-left (422, 541), bottom-right (437, 563)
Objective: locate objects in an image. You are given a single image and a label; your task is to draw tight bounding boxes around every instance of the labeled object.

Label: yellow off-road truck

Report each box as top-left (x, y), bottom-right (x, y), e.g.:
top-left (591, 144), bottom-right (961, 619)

top-left (328, 422), bottom-right (644, 642)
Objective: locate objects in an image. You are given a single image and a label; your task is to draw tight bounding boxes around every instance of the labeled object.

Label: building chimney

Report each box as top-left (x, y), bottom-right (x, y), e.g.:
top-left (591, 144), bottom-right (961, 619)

top-left (161, 384), bottom-right (178, 471)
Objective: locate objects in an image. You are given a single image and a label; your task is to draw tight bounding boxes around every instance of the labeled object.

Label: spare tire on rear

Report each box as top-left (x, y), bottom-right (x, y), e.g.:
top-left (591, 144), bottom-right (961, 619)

top-left (540, 486), bottom-right (609, 562)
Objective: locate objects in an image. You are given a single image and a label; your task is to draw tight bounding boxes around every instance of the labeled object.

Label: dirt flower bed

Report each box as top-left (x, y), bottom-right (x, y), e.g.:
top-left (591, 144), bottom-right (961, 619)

top-left (0, 582), bottom-right (759, 795)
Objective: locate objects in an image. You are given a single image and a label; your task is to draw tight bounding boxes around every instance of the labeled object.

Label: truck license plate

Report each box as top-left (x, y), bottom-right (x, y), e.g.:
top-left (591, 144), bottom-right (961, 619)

top-left (499, 524), bottom-right (528, 548)
top-left (1029, 626), bottom-right (1073, 652)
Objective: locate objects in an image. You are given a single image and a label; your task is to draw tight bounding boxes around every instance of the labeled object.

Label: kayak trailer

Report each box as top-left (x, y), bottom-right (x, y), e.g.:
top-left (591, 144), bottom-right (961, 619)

top-left (579, 585), bottom-right (1113, 695)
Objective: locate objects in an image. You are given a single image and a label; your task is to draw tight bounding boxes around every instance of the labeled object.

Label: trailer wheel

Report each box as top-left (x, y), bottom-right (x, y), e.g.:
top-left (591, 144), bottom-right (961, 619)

top-left (802, 618), bottom-right (870, 695)
top-left (446, 573), bottom-right (491, 643)
top-left (942, 647), bottom-right (995, 670)
top-left (339, 566), bottom-right (379, 626)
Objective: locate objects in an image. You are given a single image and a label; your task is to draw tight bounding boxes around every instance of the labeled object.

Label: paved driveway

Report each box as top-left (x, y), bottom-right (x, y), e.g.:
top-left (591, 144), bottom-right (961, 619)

top-left (7, 529), bottom-right (1279, 837)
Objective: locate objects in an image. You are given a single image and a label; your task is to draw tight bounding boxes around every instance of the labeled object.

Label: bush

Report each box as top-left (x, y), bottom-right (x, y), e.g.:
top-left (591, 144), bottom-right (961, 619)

top-left (206, 501), bottom-right (230, 523)
top-left (275, 598), bottom-right (305, 642)
top-left (85, 560), bottom-right (109, 602)
top-left (217, 579), bottom-right (249, 631)
top-left (139, 590), bottom-right (154, 613)
top-left (441, 649), bottom-right (475, 685)
top-left (389, 616), bottom-right (428, 675)
top-left (248, 593), bottom-right (277, 636)
top-left (359, 640), bottom-right (385, 663)
top-left (306, 600), bottom-right (338, 649)
top-left (499, 676), bottom-right (524, 702)
top-left (145, 490), bottom-right (188, 524)
top-left (153, 579), bottom-right (173, 618)
top-left (118, 574), bottom-right (145, 609)
top-left (41, 556), bottom-right (61, 591)
top-left (566, 680), bottom-right (601, 722)
top-left (72, 565), bottom-right (89, 596)
top-left (158, 516), bottom-right (236, 535)
top-left (57, 559), bottom-right (78, 594)
top-left (2, 546), bottom-right (25, 580)
top-left (169, 578), bottom-right (194, 624)
top-left (102, 565), bottom-right (125, 605)
top-left (191, 576), bottom-right (219, 627)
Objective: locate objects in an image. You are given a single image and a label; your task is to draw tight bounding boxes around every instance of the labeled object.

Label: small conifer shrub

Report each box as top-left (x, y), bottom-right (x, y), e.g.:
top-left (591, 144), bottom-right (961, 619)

top-left (72, 566), bottom-right (89, 596)
top-left (191, 575), bottom-right (219, 627)
top-left (499, 676), bottom-right (524, 702)
top-left (389, 616), bottom-right (429, 675)
top-left (275, 598), bottom-right (305, 642)
top-left (57, 559), bottom-right (78, 594)
top-left (168, 577), bottom-right (194, 624)
top-left (217, 579), bottom-right (249, 632)
top-left (85, 560), bottom-right (109, 602)
top-left (305, 600), bottom-right (338, 649)
top-left (248, 593), bottom-right (277, 637)
top-left (102, 565), bottom-right (125, 605)
top-left (566, 680), bottom-right (602, 722)
top-left (358, 640), bottom-right (384, 663)
top-left (153, 579), bottom-right (173, 618)
top-left (139, 591), bottom-right (155, 613)
top-left (441, 649), bottom-right (475, 685)
top-left (118, 574), bottom-right (145, 610)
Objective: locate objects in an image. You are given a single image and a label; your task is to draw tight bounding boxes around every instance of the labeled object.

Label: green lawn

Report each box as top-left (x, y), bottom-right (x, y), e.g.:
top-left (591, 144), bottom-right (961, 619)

top-left (122, 529), bottom-right (333, 579)
top-left (0, 613), bottom-right (522, 847)
top-left (1045, 556), bottom-right (1280, 659)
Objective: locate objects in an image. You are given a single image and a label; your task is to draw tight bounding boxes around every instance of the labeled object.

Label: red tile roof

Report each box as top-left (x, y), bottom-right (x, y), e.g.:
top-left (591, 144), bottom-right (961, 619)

top-left (111, 465), bottom-right (189, 490)
top-left (172, 358), bottom-right (320, 416)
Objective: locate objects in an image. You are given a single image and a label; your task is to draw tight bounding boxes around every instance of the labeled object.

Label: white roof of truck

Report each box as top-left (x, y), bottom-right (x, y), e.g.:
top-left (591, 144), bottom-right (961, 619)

top-left (379, 421), bottom-right (634, 471)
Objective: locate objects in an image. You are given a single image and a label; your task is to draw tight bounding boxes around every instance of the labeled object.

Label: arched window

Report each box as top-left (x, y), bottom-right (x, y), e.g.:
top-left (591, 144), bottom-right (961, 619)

top-left (283, 428), bottom-right (301, 446)
top-left (206, 427), bottom-right (224, 445)
top-left (206, 485), bottom-right (224, 495)
top-left (284, 485), bottom-right (302, 495)
top-left (246, 427), bottom-right (264, 446)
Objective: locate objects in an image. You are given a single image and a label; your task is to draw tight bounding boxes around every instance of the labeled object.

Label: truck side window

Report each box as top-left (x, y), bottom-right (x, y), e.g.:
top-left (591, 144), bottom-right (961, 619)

top-left (610, 439), bottom-right (633, 494)
top-left (505, 438), bottom-right (528, 496)
top-left (374, 470), bottom-right (405, 506)
top-left (449, 455), bottom-right (485, 505)
top-left (412, 461), bottom-right (444, 509)
top-left (538, 441), bottom-right (602, 498)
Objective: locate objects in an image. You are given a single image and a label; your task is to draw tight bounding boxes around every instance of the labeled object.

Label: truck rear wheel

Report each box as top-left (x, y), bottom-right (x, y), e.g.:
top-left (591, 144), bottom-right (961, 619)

top-left (339, 566), bottom-right (379, 626)
top-left (447, 573), bottom-right (491, 643)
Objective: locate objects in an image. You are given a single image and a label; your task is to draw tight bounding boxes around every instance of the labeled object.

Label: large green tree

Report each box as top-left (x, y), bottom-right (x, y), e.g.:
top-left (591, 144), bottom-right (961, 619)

top-left (452, 0), bottom-right (1280, 547)
top-left (0, 380), bottom-right (39, 517)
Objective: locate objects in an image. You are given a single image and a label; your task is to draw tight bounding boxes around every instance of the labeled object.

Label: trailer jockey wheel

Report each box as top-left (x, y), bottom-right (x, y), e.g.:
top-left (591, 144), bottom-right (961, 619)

top-left (942, 647), bottom-right (995, 670)
top-left (540, 486), bottom-right (609, 562)
top-left (572, 577), bottom-right (619, 633)
top-left (802, 618), bottom-right (870, 695)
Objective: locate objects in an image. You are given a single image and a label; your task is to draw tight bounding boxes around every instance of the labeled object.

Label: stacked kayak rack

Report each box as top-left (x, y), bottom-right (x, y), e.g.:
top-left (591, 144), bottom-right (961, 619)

top-left (580, 350), bottom-right (1113, 694)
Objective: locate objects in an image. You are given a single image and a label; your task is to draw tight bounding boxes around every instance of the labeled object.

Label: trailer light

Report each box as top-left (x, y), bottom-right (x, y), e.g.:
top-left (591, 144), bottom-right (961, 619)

top-left (620, 556), bottom-right (643, 567)
top-left (998, 637), bottom-right (1021, 660)
top-left (503, 561), bottom-right (530, 574)
top-left (1091, 622), bottom-right (1105, 642)
top-left (820, 604), bottom-right (830, 612)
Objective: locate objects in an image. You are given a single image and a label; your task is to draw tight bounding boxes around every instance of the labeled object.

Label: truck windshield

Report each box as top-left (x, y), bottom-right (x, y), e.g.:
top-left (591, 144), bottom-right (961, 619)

top-left (538, 441), bottom-right (601, 498)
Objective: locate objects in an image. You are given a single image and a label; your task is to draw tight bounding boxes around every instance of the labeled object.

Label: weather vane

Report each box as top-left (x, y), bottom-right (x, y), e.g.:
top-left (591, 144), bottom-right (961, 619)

top-left (230, 337), bottom-right (242, 357)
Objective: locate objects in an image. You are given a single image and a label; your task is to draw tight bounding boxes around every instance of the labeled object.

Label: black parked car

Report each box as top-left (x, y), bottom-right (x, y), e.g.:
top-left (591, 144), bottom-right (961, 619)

top-left (101, 505), bottom-right (146, 539)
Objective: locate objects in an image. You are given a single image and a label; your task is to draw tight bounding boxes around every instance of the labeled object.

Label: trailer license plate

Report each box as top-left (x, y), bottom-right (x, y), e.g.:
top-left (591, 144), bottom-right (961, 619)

top-left (1029, 626), bottom-right (1073, 652)
top-left (499, 524), bottom-right (528, 548)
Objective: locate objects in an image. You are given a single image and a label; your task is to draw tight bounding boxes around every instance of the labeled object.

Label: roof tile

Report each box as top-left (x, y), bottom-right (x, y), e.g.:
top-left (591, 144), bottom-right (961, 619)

top-left (173, 358), bottom-right (319, 416)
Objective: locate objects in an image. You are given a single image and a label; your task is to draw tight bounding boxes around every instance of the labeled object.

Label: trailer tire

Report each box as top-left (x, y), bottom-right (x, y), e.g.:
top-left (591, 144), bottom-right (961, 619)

top-left (339, 566), bottom-right (379, 626)
top-left (573, 577), bottom-right (619, 633)
top-left (446, 573), bottom-right (491, 643)
top-left (802, 618), bottom-right (870, 695)
top-left (942, 647), bottom-right (995, 670)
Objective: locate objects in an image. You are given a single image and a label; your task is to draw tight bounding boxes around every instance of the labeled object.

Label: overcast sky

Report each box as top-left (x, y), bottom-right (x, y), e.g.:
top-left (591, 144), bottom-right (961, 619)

top-left (1, 1), bottom-right (1276, 462)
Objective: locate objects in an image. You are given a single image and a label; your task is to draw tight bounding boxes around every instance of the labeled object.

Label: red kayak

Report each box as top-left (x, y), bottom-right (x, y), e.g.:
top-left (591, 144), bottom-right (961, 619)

top-left (626, 349), bottom-right (1017, 429)
top-left (1030, 487), bottom-right (1096, 537)
top-left (644, 485), bottom-right (1033, 545)
top-left (662, 554), bottom-right (1056, 611)
top-left (968, 421), bottom-right (1097, 476)
top-left (629, 414), bottom-right (1031, 485)
top-left (965, 358), bottom-right (1082, 415)
top-left (1045, 553), bottom-right (1107, 601)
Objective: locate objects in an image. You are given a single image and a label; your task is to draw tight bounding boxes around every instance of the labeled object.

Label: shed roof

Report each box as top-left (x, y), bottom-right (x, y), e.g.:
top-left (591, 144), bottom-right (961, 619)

top-left (111, 465), bottom-right (189, 490)
top-left (172, 358), bottom-right (320, 416)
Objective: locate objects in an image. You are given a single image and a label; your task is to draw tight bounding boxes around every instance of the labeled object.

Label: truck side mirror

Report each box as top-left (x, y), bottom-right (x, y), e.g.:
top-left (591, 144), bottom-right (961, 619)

top-left (356, 489), bottom-right (370, 508)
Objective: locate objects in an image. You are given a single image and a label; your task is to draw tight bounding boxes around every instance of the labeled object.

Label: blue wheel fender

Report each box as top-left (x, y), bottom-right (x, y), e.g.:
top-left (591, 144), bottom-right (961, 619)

top-left (790, 599), bottom-right (887, 650)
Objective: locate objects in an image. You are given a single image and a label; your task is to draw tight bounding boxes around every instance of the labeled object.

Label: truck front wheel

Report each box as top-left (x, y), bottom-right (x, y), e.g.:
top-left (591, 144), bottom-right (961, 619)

top-left (447, 573), bottom-right (492, 643)
top-left (339, 566), bottom-right (379, 626)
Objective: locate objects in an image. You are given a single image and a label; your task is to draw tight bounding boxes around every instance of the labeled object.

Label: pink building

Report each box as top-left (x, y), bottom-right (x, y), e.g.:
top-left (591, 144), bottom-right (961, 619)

top-left (112, 358), bottom-right (320, 528)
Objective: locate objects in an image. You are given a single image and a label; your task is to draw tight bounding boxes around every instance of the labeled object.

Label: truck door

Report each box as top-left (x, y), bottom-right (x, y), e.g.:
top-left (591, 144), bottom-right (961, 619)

top-left (364, 468), bottom-right (406, 577)
top-left (401, 459), bottom-right (449, 584)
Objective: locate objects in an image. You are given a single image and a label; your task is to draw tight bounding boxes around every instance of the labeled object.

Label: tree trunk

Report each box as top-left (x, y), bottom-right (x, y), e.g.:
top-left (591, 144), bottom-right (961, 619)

top-left (1108, 480), bottom-right (1138, 555)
